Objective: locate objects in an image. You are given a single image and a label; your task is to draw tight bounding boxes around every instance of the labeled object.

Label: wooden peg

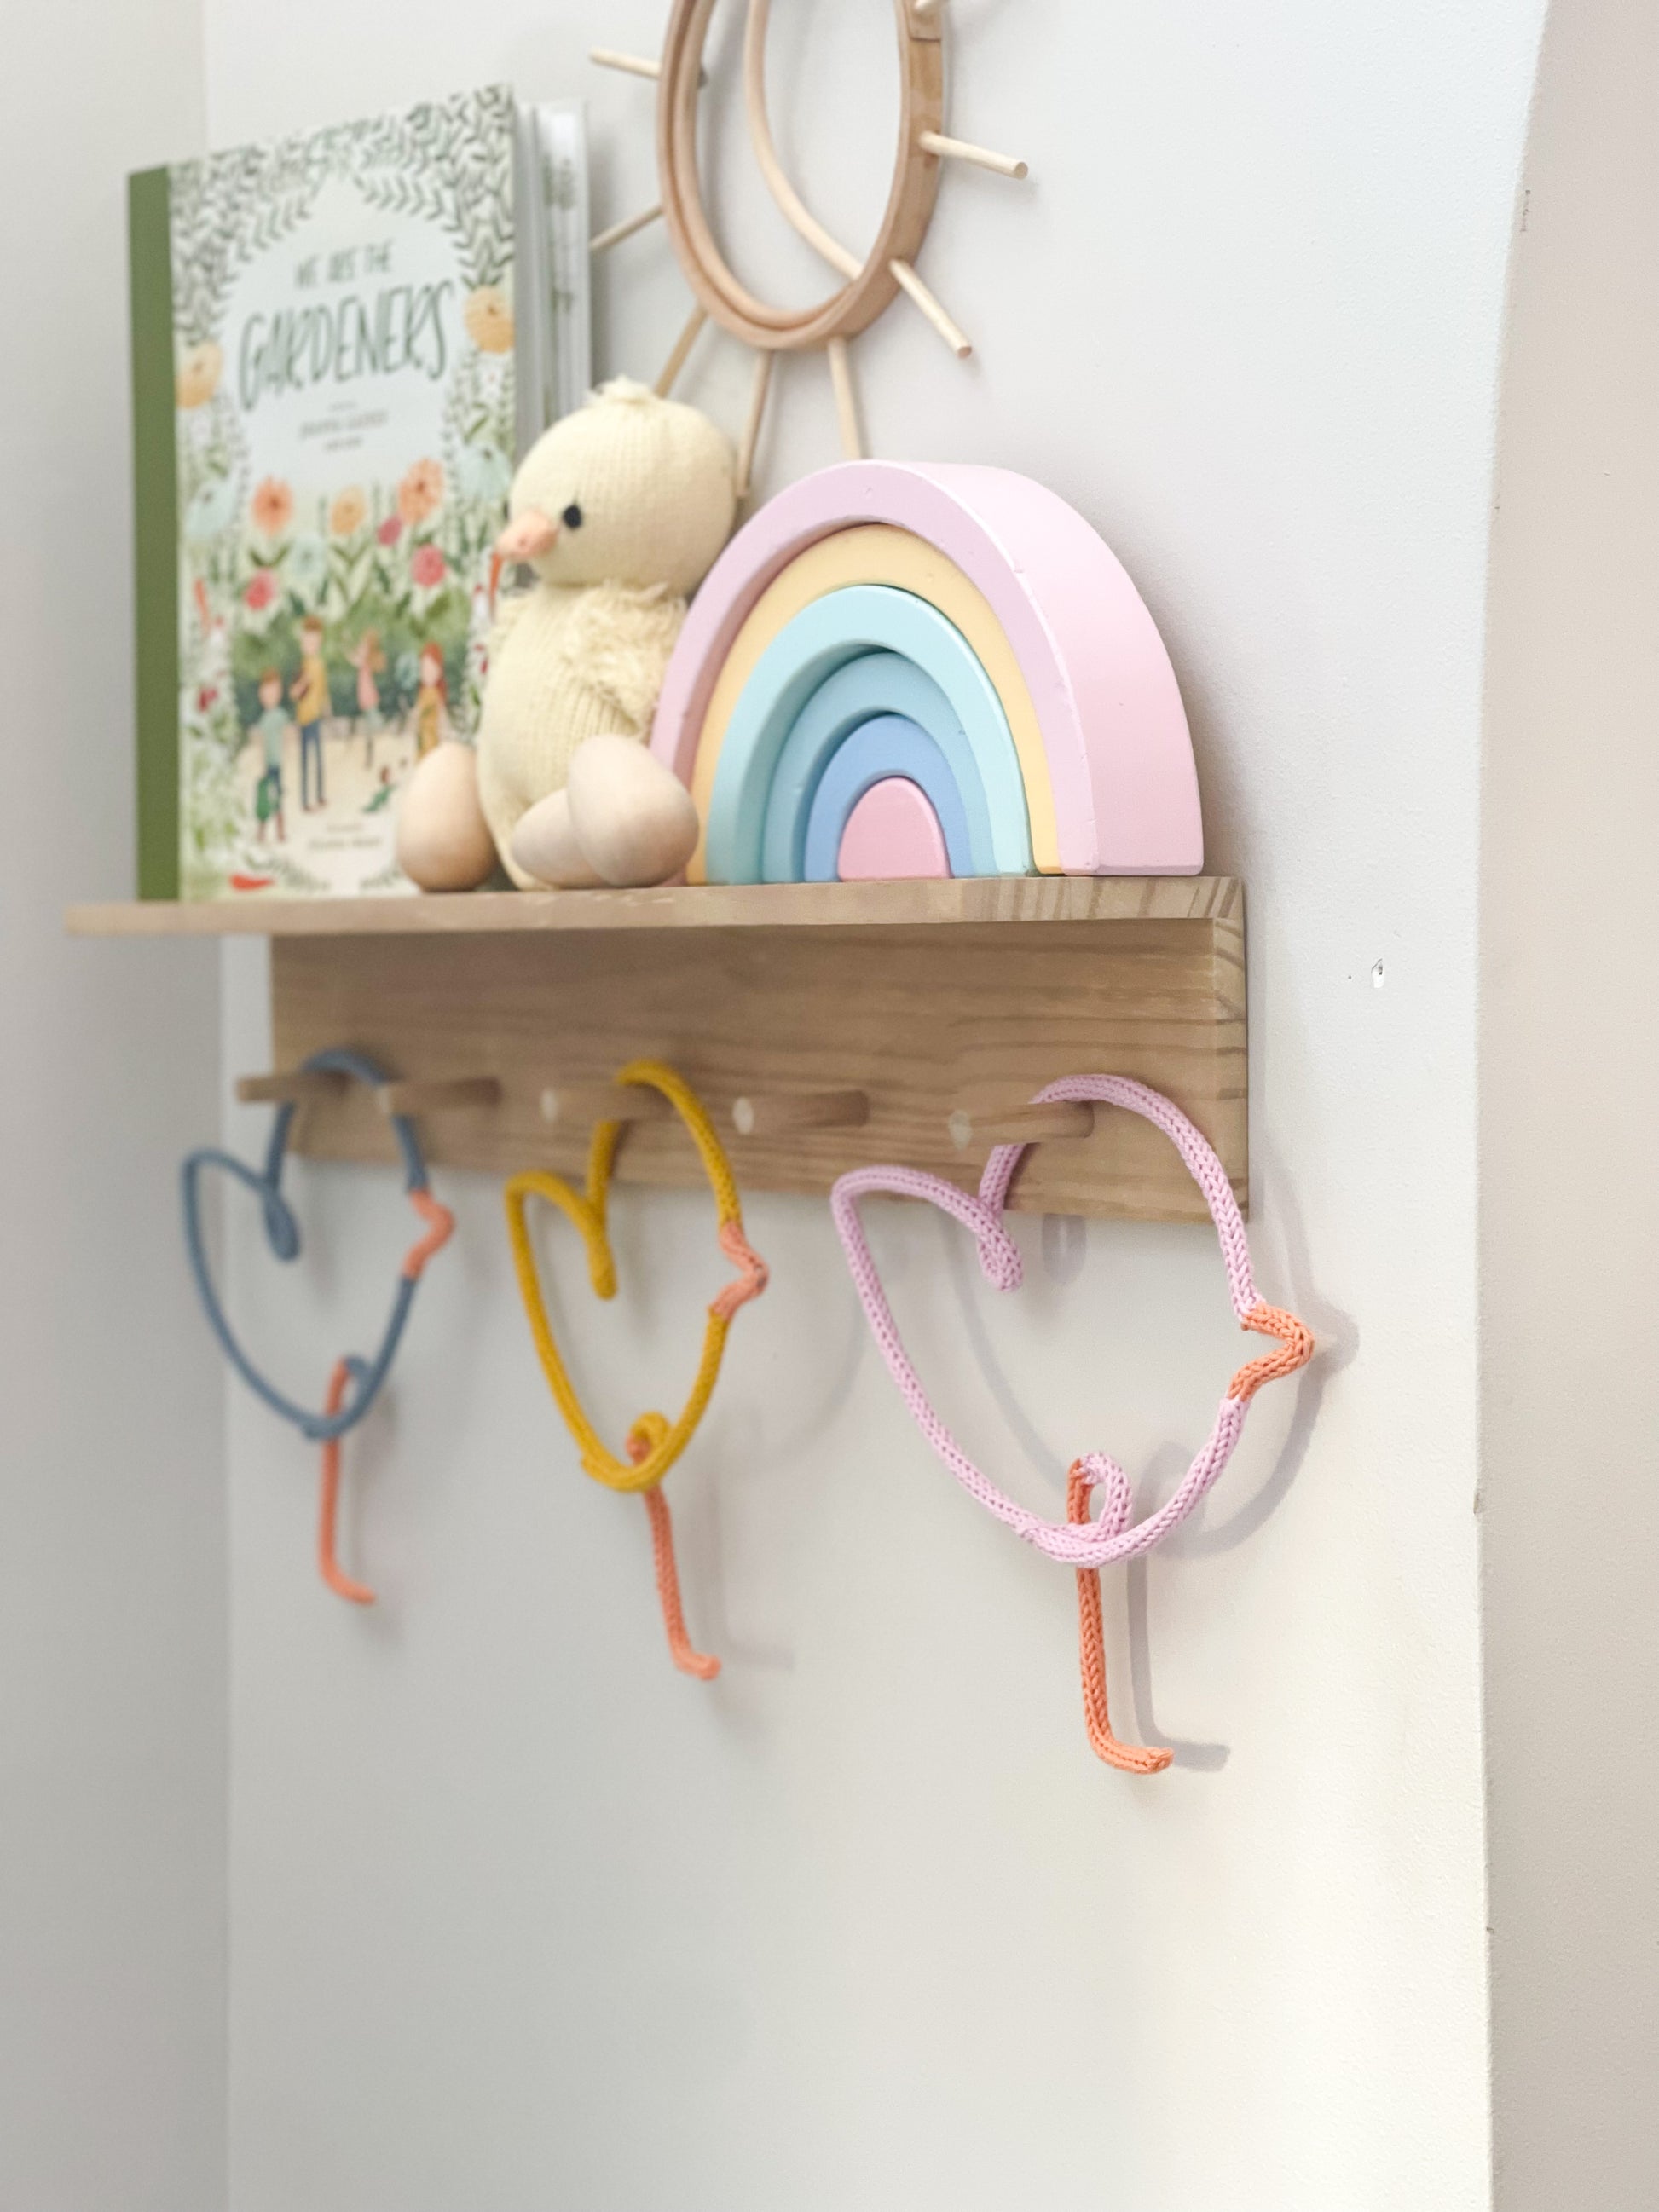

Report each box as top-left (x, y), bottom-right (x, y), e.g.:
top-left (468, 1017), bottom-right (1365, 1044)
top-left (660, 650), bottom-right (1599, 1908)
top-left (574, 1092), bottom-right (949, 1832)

top-left (540, 1083), bottom-right (674, 1129)
top-left (235, 1069), bottom-right (349, 1106)
top-left (917, 130), bottom-right (1029, 181)
top-left (731, 1089), bottom-right (869, 1138)
top-left (949, 1100), bottom-right (1095, 1148)
top-left (591, 203), bottom-right (664, 254)
top-left (377, 1077), bottom-right (500, 1117)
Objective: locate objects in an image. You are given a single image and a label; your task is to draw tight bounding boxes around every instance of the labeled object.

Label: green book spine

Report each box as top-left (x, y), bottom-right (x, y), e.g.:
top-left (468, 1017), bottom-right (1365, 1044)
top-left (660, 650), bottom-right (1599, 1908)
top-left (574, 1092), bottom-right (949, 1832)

top-left (128, 166), bottom-right (179, 901)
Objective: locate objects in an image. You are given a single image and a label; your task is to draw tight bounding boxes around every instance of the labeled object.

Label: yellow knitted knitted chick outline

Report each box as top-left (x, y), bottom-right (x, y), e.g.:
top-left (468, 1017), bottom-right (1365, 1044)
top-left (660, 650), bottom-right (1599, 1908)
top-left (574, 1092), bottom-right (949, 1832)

top-left (504, 1060), bottom-right (768, 1677)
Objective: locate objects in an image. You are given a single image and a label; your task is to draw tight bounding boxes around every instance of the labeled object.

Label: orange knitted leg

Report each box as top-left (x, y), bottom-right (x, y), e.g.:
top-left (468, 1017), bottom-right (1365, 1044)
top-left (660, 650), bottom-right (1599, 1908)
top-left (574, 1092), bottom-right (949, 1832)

top-left (317, 1359), bottom-right (375, 1606)
top-left (642, 1487), bottom-right (720, 1680)
top-left (1067, 1465), bottom-right (1169, 1774)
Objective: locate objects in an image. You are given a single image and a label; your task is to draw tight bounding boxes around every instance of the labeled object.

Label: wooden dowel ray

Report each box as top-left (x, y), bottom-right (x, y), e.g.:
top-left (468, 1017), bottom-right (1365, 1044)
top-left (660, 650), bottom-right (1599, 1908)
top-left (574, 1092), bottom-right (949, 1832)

top-left (889, 259), bottom-right (972, 357)
top-left (590, 48), bottom-right (662, 79)
top-left (591, 48), bottom-right (706, 85)
top-left (378, 1077), bottom-right (500, 1117)
top-left (826, 338), bottom-right (863, 459)
top-left (655, 303), bottom-right (708, 397)
top-left (541, 1084), bottom-right (674, 1129)
top-left (735, 348), bottom-right (774, 500)
top-left (918, 130), bottom-right (1029, 180)
top-left (731, 1089), bottom-right (869, 1137)
top-left (591, 202), bottom-right (664, 253)
top-left (235, 1069), bottom-right (349, 1106)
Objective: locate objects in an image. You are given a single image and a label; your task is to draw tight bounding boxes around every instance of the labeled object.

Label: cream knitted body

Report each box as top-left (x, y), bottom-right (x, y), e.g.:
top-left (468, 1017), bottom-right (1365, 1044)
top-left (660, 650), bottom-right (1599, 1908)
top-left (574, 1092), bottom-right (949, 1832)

top-left (477, 582), bottom-right (685, 887)
top-left (472, 379), bottom-right (736, 887)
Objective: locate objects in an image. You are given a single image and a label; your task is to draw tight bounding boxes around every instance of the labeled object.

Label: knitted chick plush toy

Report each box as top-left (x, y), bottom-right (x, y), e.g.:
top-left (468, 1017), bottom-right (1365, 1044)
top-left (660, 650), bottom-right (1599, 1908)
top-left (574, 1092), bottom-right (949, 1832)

top-left (396, 379), bottom-right (736, 892)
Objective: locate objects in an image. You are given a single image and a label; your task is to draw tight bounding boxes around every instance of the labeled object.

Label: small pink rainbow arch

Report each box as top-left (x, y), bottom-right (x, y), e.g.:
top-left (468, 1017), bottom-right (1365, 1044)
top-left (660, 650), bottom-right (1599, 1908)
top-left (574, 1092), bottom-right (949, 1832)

top-left (649, 459), bottom-right (1203, 877)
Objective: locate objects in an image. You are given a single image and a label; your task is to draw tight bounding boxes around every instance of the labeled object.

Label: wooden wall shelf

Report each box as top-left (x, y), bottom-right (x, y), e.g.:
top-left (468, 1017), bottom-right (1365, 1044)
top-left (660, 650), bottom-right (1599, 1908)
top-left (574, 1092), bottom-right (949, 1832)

top-left (66, 876), bottom-right (1234, 938)
top-left (66, 877), bottom-right (1246, 1221)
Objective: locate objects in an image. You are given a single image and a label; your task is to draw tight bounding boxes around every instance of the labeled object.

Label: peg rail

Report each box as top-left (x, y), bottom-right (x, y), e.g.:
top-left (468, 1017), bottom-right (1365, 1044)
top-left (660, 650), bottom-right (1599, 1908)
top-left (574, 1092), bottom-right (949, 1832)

top-left (66, 878), bottom-right (1246, 1221)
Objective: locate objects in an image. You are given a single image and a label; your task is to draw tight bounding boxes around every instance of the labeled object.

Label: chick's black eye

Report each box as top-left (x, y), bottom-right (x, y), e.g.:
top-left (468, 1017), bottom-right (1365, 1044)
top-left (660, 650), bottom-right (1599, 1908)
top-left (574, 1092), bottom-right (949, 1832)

top-left (561, 503), bottom-right (583, 530)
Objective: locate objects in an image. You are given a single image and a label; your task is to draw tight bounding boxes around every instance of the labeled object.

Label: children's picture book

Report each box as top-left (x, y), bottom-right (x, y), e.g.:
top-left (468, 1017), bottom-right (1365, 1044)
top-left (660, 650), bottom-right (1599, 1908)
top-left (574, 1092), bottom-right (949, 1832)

top-left (130, 87), bottom-right (590, 899)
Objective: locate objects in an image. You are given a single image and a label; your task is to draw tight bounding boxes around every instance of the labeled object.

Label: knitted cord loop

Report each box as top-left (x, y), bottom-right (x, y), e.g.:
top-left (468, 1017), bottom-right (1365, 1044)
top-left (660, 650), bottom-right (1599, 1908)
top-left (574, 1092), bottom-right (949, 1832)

top-left (504, 1060), bottom-right (766, 1678)
top-left (830, 1073), bottom-right (1314, 1769)
top-left (182, 1048), bottom-right (453, 1603)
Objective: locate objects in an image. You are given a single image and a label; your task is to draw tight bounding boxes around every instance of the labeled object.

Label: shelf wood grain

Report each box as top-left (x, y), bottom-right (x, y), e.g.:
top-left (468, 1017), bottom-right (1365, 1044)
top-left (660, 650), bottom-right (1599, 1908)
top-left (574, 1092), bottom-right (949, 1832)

top-left (65, 876), bottom-right (1240, 938)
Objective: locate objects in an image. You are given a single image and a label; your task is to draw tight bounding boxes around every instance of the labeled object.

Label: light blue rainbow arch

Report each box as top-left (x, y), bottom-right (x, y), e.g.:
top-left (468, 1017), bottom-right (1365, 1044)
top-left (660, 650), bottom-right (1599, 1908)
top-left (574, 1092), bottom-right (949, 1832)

top-left (704, 585), bottom-right (1034, 884)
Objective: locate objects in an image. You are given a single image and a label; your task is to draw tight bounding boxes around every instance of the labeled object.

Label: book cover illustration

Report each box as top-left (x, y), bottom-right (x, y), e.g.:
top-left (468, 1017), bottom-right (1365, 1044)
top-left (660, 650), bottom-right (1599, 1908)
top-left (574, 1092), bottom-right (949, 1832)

top-left (159, 87), bottom-right (517, 897)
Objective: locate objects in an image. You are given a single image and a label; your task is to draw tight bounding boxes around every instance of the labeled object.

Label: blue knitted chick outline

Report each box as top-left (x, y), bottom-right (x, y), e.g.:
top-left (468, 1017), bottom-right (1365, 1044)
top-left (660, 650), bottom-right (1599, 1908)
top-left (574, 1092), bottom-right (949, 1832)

top-left (182, 1048), bottom-right (454, 1444)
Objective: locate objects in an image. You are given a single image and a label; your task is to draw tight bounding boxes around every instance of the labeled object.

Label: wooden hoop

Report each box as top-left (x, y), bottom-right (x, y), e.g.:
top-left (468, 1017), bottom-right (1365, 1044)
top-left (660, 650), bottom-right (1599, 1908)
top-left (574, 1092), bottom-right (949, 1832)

top-left (656, 0), bottom-right (945, 352)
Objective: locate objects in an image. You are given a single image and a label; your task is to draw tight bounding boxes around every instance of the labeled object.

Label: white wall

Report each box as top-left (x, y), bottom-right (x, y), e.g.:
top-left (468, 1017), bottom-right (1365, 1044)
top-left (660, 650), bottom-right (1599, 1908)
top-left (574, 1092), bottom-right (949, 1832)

top-left (1481, 2), bottom-right (1659, 2203)
top-left (201, 3), bottom-right (1546, 2207)
top-left (0, 7), bottom-right (226, 2211)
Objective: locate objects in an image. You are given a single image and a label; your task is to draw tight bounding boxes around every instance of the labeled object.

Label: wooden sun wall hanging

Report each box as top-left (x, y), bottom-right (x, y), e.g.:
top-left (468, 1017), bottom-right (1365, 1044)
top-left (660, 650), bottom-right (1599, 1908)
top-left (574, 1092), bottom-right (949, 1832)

top-left (590, 0), bottom-right (1029, 491)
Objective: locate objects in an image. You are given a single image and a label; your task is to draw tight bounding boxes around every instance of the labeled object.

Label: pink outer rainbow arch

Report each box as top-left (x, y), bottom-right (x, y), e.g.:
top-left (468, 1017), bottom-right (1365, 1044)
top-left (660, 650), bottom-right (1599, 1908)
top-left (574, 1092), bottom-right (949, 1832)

top-left (649, 459), bottom-right (1203, 876)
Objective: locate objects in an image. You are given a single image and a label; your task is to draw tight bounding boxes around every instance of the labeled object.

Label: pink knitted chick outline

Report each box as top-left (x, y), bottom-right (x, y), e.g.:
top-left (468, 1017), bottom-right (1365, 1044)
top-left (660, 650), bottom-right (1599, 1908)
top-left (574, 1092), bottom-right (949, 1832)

top-left (830, 1076), bottom-right (1314, 1570)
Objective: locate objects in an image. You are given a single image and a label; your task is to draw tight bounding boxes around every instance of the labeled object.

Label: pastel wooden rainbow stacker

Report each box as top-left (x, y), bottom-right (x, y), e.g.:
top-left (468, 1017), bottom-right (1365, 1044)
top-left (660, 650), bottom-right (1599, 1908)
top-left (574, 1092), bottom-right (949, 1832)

top-left (650, 463), bottom-right (1202, 884)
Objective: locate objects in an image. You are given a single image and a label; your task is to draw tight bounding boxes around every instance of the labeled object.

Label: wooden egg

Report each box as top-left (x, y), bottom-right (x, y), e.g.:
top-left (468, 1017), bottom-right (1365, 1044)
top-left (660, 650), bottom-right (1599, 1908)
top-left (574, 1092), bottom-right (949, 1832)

top-left (509, 789), bottom-right (607, 889)
top-left (396, 742), bottom-right (498, 892)
top-left (565, 734), bottom-right (700, 887)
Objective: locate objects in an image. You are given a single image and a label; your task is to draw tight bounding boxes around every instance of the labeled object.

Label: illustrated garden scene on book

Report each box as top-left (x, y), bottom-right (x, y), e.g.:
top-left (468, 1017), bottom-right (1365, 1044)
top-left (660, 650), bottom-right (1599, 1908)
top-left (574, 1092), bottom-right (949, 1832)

top-left (149, 87), bottom-right (546, 898)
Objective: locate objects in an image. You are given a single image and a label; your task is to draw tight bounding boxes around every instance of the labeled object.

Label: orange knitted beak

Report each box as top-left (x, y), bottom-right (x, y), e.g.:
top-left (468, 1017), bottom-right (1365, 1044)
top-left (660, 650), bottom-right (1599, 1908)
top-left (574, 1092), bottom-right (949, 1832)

top-left (495, 508), bottom-right (560, 562)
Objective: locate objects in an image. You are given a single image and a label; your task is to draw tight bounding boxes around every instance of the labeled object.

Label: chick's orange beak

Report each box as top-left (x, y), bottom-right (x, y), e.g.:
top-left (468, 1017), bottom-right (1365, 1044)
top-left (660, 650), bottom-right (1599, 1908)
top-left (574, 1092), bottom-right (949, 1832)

top-left (495, 508), bottom-right (560, 562)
